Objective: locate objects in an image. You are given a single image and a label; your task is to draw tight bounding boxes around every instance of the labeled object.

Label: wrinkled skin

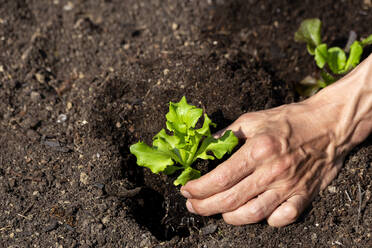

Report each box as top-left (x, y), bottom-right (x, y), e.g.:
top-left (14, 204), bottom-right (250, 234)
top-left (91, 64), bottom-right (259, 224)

top-left (181, 55), bottom-right (372, 226)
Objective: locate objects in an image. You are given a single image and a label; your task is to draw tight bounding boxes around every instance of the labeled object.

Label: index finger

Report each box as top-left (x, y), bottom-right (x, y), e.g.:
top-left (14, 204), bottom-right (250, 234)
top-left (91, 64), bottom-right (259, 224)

top-left (181, 143), bottom-right (253, 199)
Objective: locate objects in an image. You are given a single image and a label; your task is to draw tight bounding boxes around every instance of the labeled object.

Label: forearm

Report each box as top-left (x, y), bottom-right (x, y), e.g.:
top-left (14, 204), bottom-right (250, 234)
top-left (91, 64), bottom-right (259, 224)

top-left (311, 54), bottom-right (372, 154)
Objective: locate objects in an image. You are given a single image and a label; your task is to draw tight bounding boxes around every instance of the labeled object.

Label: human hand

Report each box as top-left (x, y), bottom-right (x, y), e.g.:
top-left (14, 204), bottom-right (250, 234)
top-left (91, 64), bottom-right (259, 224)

top-left (180, 62), bottom-right (372, 227)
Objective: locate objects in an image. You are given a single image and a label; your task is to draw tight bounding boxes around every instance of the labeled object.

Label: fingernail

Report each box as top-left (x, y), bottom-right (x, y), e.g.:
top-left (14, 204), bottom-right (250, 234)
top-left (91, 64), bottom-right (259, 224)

top-left (181, 189), bottom-right (192, 198)
top-left (186, 200), bottom-right (196, 214)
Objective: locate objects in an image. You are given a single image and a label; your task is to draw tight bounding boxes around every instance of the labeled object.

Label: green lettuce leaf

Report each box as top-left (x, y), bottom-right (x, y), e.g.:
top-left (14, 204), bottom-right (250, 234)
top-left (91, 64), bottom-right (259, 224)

top-left (327, 47), bottom-right (346, 74)
top-left (320, 70), bottom-right (336, 86)
top-left (343, 41), bottom-right (363, 72)
top-left (174, 167), bottom-right (201, 186)
top-left (361, 34), bottom-right (372, 47)
top-left (295, 18), bottom-right (322, 55)
top-left (314, 43), bottom-right (328, 68)
top-left (195, 130), bottom-right (238, 161)
top-left (130, 142), bottom-right (174, 173)
top-left (166, 96), bottom-right (203, 135)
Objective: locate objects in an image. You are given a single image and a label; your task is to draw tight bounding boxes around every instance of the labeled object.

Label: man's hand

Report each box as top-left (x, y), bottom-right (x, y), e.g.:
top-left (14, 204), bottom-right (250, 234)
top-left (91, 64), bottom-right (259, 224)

top-left (180, 55), bottom-right (372, 227)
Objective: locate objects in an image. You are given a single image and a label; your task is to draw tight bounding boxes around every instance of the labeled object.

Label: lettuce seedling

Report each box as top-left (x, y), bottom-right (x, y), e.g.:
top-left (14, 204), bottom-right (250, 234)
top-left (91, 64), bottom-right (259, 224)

top-left (130, 96), bottom-right (238, 186)
top-left (295, 18), bottom-right (372, 96)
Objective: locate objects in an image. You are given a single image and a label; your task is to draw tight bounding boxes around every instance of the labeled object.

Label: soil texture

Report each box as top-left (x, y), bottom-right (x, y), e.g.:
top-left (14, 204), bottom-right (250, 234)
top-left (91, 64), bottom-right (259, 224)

top-left (0, 0), bottom-right (371, 247)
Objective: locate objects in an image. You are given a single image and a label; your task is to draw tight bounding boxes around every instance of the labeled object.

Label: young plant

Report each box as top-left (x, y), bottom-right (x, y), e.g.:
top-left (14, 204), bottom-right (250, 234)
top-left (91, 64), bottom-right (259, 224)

top-left (130, 96), bottom-right (238, 186)
top-left (295, 18), bottom-right (372, 96)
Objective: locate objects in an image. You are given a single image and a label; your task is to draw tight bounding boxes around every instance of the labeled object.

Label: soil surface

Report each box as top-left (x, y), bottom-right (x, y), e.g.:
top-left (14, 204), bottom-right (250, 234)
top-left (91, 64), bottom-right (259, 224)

top-left (1, 0), bottom-right (371, 247)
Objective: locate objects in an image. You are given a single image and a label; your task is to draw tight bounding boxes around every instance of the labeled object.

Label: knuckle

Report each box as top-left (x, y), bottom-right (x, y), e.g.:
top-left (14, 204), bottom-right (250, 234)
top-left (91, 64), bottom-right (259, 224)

top-left (250, 135), bottom-right (279, 161)
top-left (220, 191), bottom-right (239, 210)
top-left (271, 157), bottom-right (292, 177)
top-left (247, 203), bottom-right (265, 222)
top-left (237, 113), bottom-right (251, 123)
top-left (214, 173), bottom-right (230, 189)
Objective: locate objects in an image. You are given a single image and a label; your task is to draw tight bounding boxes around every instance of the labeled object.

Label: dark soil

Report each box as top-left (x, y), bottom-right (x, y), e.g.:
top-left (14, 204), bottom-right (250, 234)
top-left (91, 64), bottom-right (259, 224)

top-left (1, 0), bottom-right (371, 247)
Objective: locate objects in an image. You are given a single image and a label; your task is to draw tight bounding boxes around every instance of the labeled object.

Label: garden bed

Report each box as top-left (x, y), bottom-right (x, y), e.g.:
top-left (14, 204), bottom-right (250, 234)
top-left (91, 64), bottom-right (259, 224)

top-left (0, 0), bottom-right (371, 247)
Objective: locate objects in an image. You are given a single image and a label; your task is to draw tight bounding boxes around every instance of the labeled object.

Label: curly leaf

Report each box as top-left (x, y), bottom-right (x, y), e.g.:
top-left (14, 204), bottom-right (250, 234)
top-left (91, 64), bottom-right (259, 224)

top-left (327, 47), bottom-right (346, 74)
top-left (130, 142), bottom-right (174, 173)
top-left (174, 167), bottom-right (201, 186)
top-left (196, 114), bottom-right (216, 136)
top-left (166, 96), bottom-right (203, 134)
top-left (361, 34), bottom-right (372, 47)
top-left (320, 70), bottom-right (336, 85)
top-left (153, 129), bottom-right (184, 164)
top-left (314, 44), bottom-right (328, 69)
top-left (343, 41), bottom-right (363, 72)
top-left (295, 18), bottom-right (322, 55)
top-left (195, 130), bottom-right (238, 161)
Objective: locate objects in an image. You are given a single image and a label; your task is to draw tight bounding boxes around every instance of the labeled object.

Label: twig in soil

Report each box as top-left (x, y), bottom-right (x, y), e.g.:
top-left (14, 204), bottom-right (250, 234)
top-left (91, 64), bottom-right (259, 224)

top-left (0, 225), bottom-right (12, 231)
top-left (17, 213), bottom-right (32, 220)
top-left (332, 240), bottom-right (344, 246)
top-left (22, 203), bottom-right (34, 215)
top-left (357, 183), bottom-right (362, 226)
top-left (344, 190), bottom-right (352, 202)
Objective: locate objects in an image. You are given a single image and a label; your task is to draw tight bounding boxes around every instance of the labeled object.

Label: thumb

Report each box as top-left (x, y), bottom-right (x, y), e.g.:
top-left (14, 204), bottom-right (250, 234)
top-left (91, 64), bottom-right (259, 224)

top-left (212, 114), bottom-right (253, 140)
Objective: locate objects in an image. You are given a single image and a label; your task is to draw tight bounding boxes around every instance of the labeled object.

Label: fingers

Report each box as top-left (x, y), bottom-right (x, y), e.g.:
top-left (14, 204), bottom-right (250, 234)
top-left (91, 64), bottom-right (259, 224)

top-left (185, 171), bottom-right (265, 216)
top-left (181, 134), bottom-right (281, 200)
top-left (266, 194), bottom-right (309, 227)
top-left (222, 190), bottom-right (282, 225)
top-left (181, 143), bottom-right (253, 199)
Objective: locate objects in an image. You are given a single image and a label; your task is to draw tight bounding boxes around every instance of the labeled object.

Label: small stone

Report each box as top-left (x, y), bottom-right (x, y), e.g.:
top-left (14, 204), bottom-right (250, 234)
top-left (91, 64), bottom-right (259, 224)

top-left (213, 41), bottom-right (218, 45)
top-left (57, 114), bottom-right (67, 123)
top-left (274, 21), bottom-right (279, 28)
top-left (63, 1), bottom-right (74, 11)
top-left (35, 73), bottom-right (45, 83)
top-left (80, 172), bottom-right (89, 185)
top-left (66, 102), bottom-right (73, 111)
top-left (115, 122), bottom-right (121, 128)
top-left (102, 216), bottom-right (110, 225)
top-left (9, 233), bottom-right (14, 238)
top-left (16, 228), bottom-right (22, 232)
top-left (172, 23), bottom-right (179, 30)
top-left (201, 224), bottom-right (217, 235)
top-left (30, 91), bottom-right (41, 102)
top-left (123, 43), bottom-right (130, 50)
top-left (0, 65), bottom-right (4, 72)
top-left (128, 126), bottom-right (135, 133)
top-left (163, 69), bottom-right (169, 75)
top-left (33, 191), bottom-right (39, 196)
top-left (327, 186), bottom-right (337, 194)
top-left (311, 233), bottom-right (317, 241)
